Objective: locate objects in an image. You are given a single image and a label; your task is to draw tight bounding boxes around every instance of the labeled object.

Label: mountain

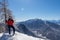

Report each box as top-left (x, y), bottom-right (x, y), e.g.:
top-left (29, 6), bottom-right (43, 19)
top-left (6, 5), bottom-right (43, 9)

top-left (47, 20), bottom-right (60, 25)
top-left (17, 19), bottom-right (60, 40)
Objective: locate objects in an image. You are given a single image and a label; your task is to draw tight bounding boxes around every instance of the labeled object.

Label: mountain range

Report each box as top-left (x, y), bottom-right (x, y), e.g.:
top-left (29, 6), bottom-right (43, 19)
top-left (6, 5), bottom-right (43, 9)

top-left (17, 19), bottom-right (60, 40)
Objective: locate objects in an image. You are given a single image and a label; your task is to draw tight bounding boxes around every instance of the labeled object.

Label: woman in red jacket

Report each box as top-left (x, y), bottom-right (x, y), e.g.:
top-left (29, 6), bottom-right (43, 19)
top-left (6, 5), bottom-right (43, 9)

top-left (6, 18), bottom-right (15, 35)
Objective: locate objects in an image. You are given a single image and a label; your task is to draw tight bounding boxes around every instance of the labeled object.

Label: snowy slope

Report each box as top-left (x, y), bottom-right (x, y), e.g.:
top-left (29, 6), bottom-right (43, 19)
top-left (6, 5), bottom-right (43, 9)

top-left (0, 33), bottom-right (3, 38)
top-left (0, 31), bottom-right (49, 40)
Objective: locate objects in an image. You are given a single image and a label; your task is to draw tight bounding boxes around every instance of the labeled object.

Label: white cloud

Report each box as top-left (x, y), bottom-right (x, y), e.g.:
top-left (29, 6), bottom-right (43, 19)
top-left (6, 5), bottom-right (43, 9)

top-left (15, 18), bottom-right (26, 22)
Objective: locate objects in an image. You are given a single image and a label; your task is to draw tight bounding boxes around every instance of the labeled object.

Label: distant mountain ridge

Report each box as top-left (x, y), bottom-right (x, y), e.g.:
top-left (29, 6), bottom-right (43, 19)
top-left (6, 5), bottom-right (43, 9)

top-left (17, 19), bottom-right (60, 40)
top-left (47, 20), bottom-right (60, 25)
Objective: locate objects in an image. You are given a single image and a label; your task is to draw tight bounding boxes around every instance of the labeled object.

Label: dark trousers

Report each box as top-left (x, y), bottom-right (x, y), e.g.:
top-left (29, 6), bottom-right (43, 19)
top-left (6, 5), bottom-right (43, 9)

top-left (8, 25), bottom-right (15, 35)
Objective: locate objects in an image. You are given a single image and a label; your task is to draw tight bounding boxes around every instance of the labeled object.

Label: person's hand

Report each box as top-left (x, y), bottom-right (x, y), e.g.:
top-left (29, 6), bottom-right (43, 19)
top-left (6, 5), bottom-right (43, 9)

top-left (5, 20), bottom-right (7, 23)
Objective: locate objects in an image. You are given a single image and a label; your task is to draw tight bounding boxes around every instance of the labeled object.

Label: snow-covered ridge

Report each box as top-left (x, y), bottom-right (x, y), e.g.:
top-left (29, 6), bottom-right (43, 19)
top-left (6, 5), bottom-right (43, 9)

top-left (17, 19), bottom-right (60, 40)
top-left (0, 31), bottom-right (49, 40)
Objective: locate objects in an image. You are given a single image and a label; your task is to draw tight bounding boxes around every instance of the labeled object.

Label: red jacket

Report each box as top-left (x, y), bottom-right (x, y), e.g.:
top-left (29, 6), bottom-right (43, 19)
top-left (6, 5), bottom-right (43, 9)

top-left (6, 19), bottom-right (14, 26)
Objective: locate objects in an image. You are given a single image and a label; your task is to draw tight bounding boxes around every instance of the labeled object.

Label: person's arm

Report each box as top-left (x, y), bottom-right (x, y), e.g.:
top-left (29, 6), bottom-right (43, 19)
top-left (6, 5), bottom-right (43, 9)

top-left (5, 20), bottom-right (8, 25)
top-left (5, 20), bottom-right (7, 23)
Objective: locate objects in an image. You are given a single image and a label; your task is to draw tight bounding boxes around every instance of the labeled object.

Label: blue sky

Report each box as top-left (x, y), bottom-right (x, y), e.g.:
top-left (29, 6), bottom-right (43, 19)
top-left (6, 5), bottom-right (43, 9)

top-left (1, 0), bottom-right (60, 22)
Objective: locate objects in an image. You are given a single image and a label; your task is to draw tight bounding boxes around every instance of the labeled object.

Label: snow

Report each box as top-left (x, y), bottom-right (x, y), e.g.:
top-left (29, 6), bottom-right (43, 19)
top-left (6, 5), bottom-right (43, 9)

top-left (10, 32), bottom-right (39, 40)
top-left (0, 31), bottom-right (49, 40)
top-left (0, 33), bottom-right (3, 37)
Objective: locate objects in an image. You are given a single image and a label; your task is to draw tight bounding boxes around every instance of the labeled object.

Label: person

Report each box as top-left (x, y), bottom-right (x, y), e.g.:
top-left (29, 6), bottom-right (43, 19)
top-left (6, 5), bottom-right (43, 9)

top-left (6, 17), bottom-right (15, 35)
